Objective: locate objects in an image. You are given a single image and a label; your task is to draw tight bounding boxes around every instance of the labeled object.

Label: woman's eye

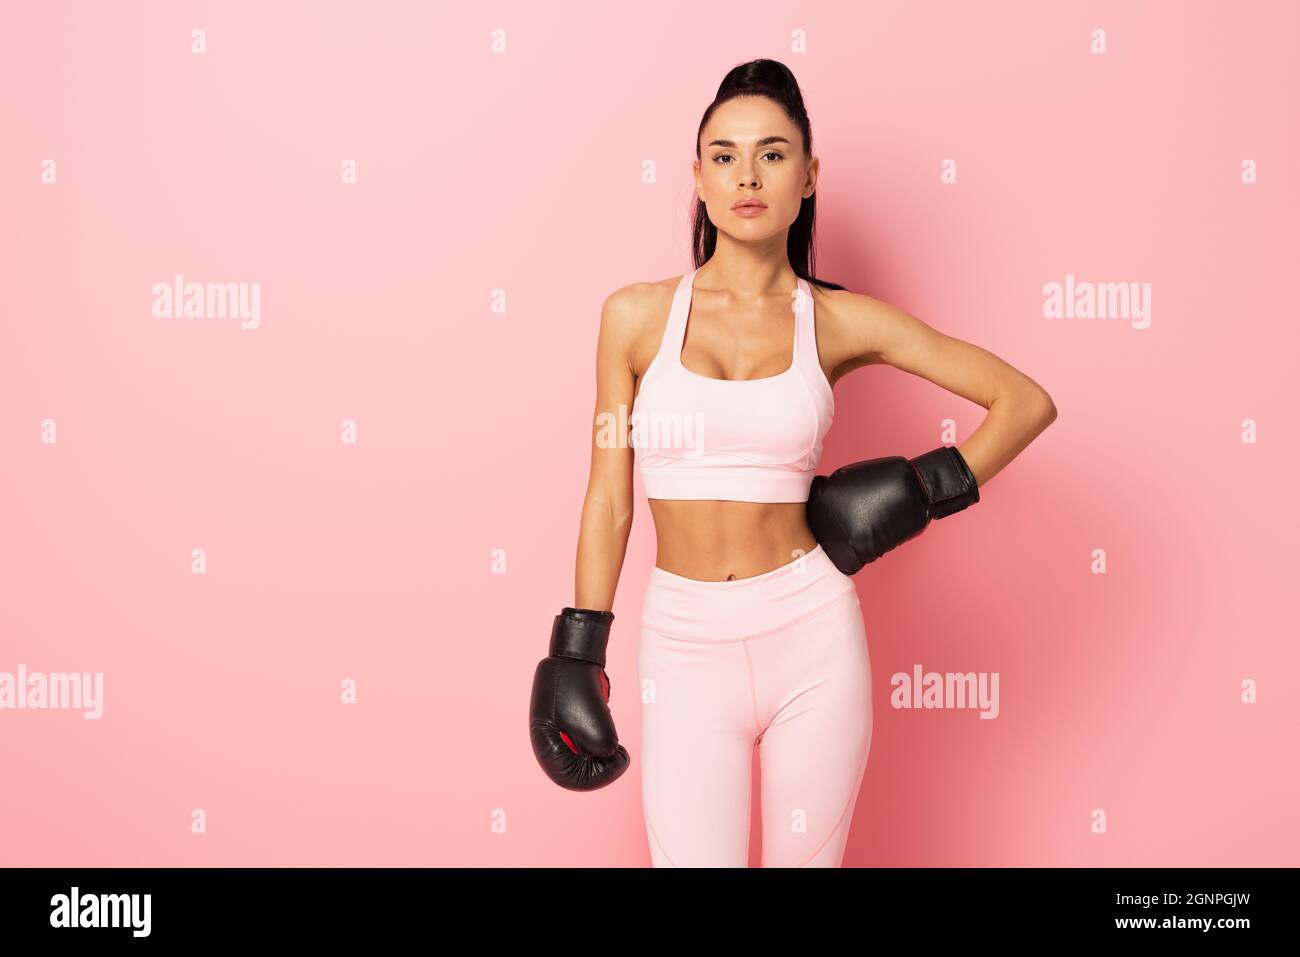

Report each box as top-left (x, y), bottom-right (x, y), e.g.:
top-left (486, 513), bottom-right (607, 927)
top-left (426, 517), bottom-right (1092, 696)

top-left (715, 152), bottom-right (783, 164)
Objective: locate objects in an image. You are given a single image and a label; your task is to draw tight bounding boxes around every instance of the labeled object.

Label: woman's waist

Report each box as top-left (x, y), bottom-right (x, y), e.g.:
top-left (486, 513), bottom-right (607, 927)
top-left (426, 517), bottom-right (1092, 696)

top-left (647, 500), bottom-right (815, 581)
top-left (641, 541), bottom-right (857, 640)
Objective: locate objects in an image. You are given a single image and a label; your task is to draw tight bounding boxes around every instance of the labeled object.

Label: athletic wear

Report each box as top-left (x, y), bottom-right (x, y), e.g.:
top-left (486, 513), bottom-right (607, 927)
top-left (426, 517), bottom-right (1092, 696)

top-left (629, 266), bottom-right (872, 868)
top-left (629, 268), bottom-right (835, 503)
top-left (638, 543), bottom-right (872, 867)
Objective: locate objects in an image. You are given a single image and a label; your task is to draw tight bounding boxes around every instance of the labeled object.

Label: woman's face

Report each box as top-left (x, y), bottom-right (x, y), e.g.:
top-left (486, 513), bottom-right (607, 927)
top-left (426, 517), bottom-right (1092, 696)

top-left (694, 95), bottom-right (817, 242)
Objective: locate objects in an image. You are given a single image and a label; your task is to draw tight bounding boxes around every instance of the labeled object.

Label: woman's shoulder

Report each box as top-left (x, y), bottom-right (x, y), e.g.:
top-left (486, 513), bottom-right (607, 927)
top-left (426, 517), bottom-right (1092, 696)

top-left (806, 276), bottom-right (859, 307)
top-left (598, 274), bottom-right (679, 336)
top-left (603, 273), bottom-right (679, 312)
top-left (596, 276), bottom-right (681, 376)
top-left (808, 279), bottom-right (885, 331)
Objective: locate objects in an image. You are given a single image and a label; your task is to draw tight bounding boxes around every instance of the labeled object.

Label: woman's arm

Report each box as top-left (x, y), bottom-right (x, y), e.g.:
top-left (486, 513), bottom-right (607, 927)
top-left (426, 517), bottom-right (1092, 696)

top-left (837, 293), bottom-right (1058, 485)
top-left (529, 288), bottom-right (640, 791)
top-left (573, 285), bottom-right (642, 612)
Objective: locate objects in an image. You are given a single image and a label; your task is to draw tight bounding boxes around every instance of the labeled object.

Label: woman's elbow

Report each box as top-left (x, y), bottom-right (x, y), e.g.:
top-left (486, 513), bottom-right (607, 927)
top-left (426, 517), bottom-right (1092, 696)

top-left (586, 486), bottom-right (634, 531)
top-left (1026, 388), bottom-right (1057, 426)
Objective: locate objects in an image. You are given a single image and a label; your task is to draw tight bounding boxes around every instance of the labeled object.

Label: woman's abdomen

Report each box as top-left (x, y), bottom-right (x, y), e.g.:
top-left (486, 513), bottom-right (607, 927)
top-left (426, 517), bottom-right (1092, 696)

top-left (646, 499), bottom-right (818, 582)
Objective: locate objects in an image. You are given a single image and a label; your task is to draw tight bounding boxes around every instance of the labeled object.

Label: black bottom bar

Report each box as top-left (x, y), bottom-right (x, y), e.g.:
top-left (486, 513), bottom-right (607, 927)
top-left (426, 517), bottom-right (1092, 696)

top-left (0, 866), bottom-right (1290, 943)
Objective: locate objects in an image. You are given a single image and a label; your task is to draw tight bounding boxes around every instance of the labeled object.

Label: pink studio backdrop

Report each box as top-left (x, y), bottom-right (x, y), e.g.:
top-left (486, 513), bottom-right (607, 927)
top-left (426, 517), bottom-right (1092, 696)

top-left (2, 1), bottom-right (1297, 868)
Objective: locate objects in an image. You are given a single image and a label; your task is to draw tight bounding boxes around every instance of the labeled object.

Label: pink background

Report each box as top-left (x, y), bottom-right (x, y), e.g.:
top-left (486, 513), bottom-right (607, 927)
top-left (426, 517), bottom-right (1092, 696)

top-left (2, 0), bottom-right (1296, 867)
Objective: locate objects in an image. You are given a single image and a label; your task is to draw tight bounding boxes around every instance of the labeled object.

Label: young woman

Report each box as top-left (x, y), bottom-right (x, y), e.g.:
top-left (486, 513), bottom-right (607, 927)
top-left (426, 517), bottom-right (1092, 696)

top-left (530, 59), bottom-right (1057, 867)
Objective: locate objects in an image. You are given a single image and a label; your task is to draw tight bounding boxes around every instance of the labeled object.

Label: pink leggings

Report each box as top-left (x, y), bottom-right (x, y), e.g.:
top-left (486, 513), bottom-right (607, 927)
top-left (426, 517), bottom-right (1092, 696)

top-left (637, 542), bottom-right (873, 867)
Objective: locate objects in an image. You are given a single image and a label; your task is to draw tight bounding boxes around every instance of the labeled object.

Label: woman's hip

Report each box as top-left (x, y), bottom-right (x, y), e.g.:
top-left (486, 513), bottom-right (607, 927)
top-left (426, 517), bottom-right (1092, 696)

top-left (640, 542), bottom-right (859, 643)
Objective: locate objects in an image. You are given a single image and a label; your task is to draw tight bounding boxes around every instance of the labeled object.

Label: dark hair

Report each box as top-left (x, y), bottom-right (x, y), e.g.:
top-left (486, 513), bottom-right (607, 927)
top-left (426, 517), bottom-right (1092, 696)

top-left (691, 59), bottom-right (845, 291)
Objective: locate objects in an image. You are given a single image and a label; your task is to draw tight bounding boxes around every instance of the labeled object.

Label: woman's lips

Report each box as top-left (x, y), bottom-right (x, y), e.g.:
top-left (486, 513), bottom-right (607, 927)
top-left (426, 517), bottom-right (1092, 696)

top-left (732, 203), bottom-right (767, 217)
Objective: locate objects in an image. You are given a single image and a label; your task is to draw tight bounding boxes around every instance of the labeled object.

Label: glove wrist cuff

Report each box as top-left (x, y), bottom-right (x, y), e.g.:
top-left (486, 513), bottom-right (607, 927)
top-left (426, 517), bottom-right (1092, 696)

top-left (550, 607), bottom-right (615, 666)
top-left (910, 446), bottom-right (980, 519)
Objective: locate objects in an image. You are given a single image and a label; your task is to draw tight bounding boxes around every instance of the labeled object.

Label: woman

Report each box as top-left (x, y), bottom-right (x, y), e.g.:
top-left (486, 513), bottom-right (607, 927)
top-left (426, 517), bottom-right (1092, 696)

top-left (530, 59), bottom-right (1057, 867)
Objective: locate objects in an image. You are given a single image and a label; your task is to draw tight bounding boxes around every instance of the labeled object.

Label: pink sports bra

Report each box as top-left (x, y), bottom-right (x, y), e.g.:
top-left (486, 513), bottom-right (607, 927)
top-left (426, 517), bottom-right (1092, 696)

top-left (629, 267), bottom-right (835, 503)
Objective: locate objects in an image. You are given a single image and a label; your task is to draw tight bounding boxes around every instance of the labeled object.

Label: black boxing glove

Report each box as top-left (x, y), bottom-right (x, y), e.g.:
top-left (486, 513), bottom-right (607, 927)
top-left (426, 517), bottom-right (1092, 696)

top-left (806, 445), bottom-right (980, 576)
top-left (529, 606), bottom-right (631, 791)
